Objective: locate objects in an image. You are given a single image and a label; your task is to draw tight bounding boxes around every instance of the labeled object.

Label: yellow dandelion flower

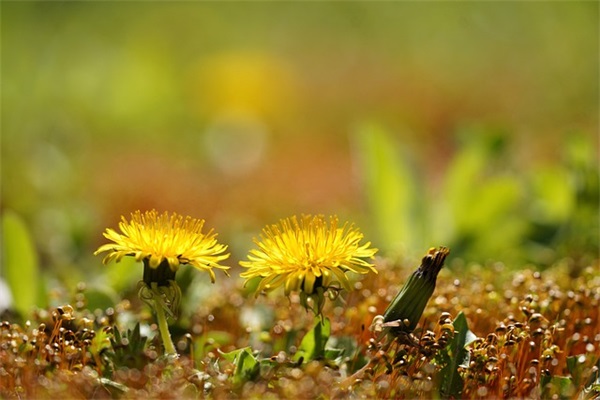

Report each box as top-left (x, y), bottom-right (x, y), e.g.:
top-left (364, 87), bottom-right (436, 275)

top-left (94, 210), bottom-right (230, 284)
top-left (240, 215), bottom-right (378, 300)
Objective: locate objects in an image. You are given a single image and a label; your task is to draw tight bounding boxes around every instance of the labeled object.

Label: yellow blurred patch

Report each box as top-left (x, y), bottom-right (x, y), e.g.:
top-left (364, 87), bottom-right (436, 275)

top-left (187, 51), bottom-right (299, 122)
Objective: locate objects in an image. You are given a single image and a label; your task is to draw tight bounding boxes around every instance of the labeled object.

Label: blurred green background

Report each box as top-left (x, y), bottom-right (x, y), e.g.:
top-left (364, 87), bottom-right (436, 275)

top-left (1, 2), bottom-right (598, 314)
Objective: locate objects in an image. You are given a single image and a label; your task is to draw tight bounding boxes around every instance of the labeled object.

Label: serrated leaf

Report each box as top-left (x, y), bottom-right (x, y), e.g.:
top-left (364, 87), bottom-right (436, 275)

top-left (219, 347), bottom-right (245, 363)
top-left (194, 330), bottom-right (233, 361)
top-left (219, 347), bottom-right (259, 385)
top-left (440, 311), bottom-right (478, 399)
top-left (293, 317), bottom-right (331, 363)
top-left (458, 328), bottom-right (478, 368)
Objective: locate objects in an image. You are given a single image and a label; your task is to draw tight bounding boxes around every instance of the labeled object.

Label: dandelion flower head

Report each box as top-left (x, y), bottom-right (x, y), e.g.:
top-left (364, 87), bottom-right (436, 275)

top-left (240, 215), bottom-right (378, 297)
top-left (94, 210), bottom-right (230, 283)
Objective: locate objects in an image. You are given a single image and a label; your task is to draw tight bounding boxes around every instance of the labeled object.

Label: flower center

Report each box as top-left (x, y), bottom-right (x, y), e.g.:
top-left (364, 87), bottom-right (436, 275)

top-left (301, 275), bottom-right (323, 294)
top-left (143, 258), bottom-right (177, 287)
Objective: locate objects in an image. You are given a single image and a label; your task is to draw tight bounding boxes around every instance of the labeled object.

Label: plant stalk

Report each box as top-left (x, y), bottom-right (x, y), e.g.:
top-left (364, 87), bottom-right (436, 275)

top-left (154, 294), bottom-right (177, 355)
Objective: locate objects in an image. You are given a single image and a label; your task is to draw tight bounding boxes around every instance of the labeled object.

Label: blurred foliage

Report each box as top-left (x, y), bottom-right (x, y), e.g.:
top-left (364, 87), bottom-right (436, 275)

top-left (354, 124), bottom-right (598, 268)
top-left (1, 211), bottom-right (45, 316)
top-left (353, 124), bottom-right (423, 254)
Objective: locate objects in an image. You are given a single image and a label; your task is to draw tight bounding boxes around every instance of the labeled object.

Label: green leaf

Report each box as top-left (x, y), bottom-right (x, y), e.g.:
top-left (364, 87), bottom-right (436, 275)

top-left (324, 348), bottom-right (344, 360)
top-left (98, 377), bottom-right (129, 395)
top-left (441, 133), bottom-right (527, 262)
top-left (106, 323), bottom-right (149, 371)
top-left (84, 285), bottom-right (120, 311)
top-left (105, 256), bottom-right (139, 293)
top-left (443, 135), bottom-right (490, 235)
top-left (566, 354), bottom-right (589, 387)
top-left (1, 210), bottom-right (40, 316)
top-left (321, 336), bottom-right (363, 368)
top-left (585, 357), bottom-right (600, 388)
top-left (293, 317), bottom-right (331, 363)
top-left (566, 355), bottom-right (577, 376)
top-left (540, 375), bottom-right (576, 400)
top-left (439, 311), bottom-right (478, 399)
top-left (352, 123), bottom-right (421, 253)
top-left (194, 330), bottom-right (234, 360)
top-left (219, 347), bottom-right (260, 386)
top-left (529, 166), bottom-right (574, 224)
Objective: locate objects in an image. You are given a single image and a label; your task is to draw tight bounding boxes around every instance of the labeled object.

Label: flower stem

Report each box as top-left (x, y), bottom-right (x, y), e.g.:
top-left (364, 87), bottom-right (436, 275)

top-left (154, 295), bottom-right (177, 355)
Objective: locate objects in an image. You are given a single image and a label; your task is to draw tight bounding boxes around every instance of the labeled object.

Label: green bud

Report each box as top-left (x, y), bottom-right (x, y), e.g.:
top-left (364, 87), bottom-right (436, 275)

top-left (382, 247), bottom-right (450, 336)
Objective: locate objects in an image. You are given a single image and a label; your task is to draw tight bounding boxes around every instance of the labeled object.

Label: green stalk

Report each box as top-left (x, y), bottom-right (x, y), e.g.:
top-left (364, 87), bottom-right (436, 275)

top-left (383, 247), bottom-right (450, 335)
top-left (139, 259), bottom-right (181, 356)
top-left (154, 294), bottom-right (177, 355)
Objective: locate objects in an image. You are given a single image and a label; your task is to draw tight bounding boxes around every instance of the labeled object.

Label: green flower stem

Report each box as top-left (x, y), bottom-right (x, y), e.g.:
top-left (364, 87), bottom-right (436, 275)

top-left (154, 292), bottom-right (177, 355)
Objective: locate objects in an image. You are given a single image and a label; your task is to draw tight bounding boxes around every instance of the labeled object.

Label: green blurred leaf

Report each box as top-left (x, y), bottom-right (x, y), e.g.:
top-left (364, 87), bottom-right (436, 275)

top-left (36, 274), bottom-right (48, 311)
top-left (566, 355), bottom-right (577, 375)
top-left (444, 137), bottom-right (521, 233)
top-left (194, 330), bottom-right (234, 361)
top-left (529, 166), bottom-right (574, 224)
top-left (439, 311), bottom-right (478, 399)
top-left (463, 177), bottom-right (521, 233)
top-left (324, 347), bottom-right (345, 366)
top-left (104, 323), bottom-right (150, 373)
top-left (85, 285), bottom-right (120, 311)
top-left (219, 347), bottom-right (260, 386)
top-left (444, 137), bottom-right (489, 234)
top-left (98, 377), bottom-right (129, 395)
top-left (442, 134), bottom-right (528, 261)
top-left (105, 256), bottom-right (139, 293)
top-left (566, 355), bottom-right (589, 388)
top-left (1, 210), bottom-right (40, 316)
top-left (327, 335), bottom-right (364, 369)
top-left (582, 358), bottom-right (600, 399)
top-left (293, 317), bottom-right (331, 363)
top-left (540, 374), bottom-right (576, 400)
top-left (353, 123), bottom-right (421, 253)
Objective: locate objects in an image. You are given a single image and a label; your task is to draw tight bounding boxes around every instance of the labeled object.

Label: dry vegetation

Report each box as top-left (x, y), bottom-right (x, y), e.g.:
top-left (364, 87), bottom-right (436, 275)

top-left (1, 258), bottom-right (598, 399)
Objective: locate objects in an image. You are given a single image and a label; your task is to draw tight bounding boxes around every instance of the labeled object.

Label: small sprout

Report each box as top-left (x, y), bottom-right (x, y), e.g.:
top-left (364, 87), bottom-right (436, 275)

top-left (54, 305), bottom-right (74, 321)
top-left (370, 315), bottom-right (385, 333)
top-left (440, 324), bottom-right (455, 334)
top-left (532, 328), bottom-right (544, 339)
top-left (528, 313), bottom-right (544, 323)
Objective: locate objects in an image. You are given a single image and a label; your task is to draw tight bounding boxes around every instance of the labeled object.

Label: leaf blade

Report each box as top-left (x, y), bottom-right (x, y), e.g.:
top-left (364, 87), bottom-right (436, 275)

top-left (1, 210), bottom-right (40, 316)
